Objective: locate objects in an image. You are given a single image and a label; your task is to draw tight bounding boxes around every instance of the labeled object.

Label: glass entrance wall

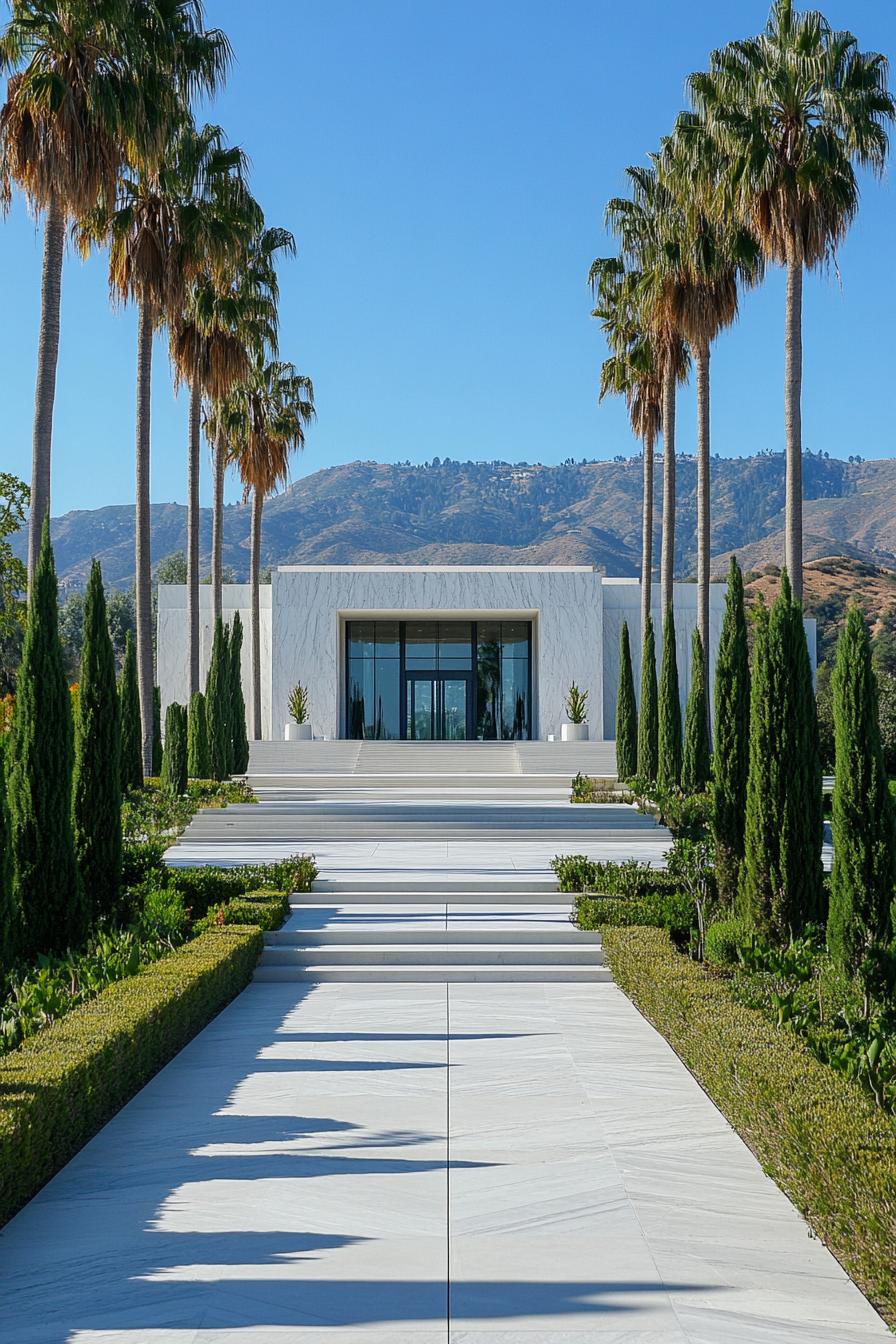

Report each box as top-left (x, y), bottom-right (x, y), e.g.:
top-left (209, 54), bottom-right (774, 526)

top-left (345, 619), bottom-right (532, 740)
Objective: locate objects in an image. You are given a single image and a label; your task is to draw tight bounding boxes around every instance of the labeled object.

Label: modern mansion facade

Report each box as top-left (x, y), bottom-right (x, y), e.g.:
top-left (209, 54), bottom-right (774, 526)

top-left (157, 565), bottom-right (816, 743)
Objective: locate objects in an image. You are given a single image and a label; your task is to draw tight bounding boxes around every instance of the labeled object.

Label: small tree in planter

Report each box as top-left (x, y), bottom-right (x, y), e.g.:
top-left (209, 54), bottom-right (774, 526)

top-left (562, 683), bottom-right (588, 741)
top-left (287, 683), bottom-right (311, 740)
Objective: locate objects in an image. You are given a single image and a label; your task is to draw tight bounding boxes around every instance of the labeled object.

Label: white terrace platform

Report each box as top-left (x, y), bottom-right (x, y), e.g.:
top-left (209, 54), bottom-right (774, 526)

top-left (166, 740), bottom-right (674, 883)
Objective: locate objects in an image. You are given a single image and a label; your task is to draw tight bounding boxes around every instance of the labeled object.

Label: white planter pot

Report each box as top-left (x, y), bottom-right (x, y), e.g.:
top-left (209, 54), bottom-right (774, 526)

top-left (285, 722), bottom-right (312, 741)
top-left (561, 722), bottom-right (589, 742)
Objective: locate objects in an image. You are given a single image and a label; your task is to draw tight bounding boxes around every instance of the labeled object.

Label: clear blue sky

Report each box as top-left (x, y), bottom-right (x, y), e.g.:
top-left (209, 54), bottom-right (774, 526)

top-left (1, 0), bottom-right (894, 515)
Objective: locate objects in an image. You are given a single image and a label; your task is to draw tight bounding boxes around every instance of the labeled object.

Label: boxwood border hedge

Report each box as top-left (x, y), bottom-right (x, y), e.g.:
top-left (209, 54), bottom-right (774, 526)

top-left (603, 926), bottom-right (896, 1326)
top-left (0, 925), bottom-right (262, 1226)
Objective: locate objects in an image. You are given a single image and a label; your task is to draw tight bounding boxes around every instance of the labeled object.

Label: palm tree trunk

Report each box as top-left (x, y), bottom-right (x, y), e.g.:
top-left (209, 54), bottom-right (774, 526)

top-left (27, 195), bottom-right (65, 587)
top-left (135, 300), bottom-right (155, 777)
top-left (785, 256), bottom-right (804, 603)
top-left (250, 487), bottom-right (263, 740)
top-left (695, 341), bottom-right (711, 665)
top-left (186, 378), bottom-right (202, 697)
top-left (660, 361), bottom-right (676, 619)
top-left (212, 427), bottom-right (225, 625)
top-left (640, 437), bottom-right (654, 643)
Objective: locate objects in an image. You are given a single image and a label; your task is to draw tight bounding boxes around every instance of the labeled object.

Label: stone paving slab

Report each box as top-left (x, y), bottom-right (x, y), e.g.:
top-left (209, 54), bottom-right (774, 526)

top-left (0, 977), bottom-right (885, 1341)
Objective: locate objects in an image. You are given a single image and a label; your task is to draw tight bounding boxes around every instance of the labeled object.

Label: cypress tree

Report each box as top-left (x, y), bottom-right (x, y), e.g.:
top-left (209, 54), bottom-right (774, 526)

top-left (0, 739), bottom-right (22, 976)
top-left (7, 519), bottom-right (85, 955)
top-left (187, 691), bottom-right (211, 780)
top-left (682, 628), bottom-right (711, 792)
top-left (152, 685), bottom-right (163, 775)
top-left (786, 575), bottom-right (824, 928)
top-left (712, 556), bottom-right (750, 904)
top-left (615, 620), bottom-right (637, 780)
top-left (206, 617), bottom-right (231, 780)
top-left (657, 607), bottom-right (682, 789)
top-left (636, 614), bottom-right (658, 781)
top-left (118, 632), bottom-right (143, 791)
top-left (827, 608), bottom-right (895, 977)
top-left (72, 561), bottom-right (122, 923)
top-left (230, 612), bottom-right (250, 773)
top-left (162, 702), bottom-right (188, 795)
top-left (741, 572), bottom-right (823, 941)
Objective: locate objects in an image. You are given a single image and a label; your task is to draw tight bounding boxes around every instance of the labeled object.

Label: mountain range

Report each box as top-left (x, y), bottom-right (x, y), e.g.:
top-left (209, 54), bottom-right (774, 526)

top-left (15, 451), bottom-right (896, 590)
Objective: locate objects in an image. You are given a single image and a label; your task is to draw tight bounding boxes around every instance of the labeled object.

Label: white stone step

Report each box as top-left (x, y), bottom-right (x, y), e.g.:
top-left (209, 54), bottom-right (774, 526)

top-left (266, 926), bottom-right (591, 945)
top-left (292, 891), bottom-right (571, 906)
top-left (309, 875), bottom-right (559, 895)
top-left (258, 943), bottom-right (604, 967)
top-left (253, 963), bottom-right (613, 983)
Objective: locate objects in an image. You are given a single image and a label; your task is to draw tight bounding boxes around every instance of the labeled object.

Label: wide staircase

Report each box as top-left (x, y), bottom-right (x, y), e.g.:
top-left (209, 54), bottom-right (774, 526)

top-left (254, 873), bottom-right (608, 984)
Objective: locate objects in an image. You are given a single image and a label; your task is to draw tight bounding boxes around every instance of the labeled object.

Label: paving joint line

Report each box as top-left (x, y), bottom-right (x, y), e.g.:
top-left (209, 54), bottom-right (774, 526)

top-left (446, 977), bottom-right (451, 1342)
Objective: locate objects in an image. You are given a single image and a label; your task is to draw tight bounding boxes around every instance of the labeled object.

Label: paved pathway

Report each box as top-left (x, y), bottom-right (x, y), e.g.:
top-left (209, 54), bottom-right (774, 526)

top-left (1, 974), bottom-right (887, 1342)
top-left (0, 746), bottom-right (862, 1336)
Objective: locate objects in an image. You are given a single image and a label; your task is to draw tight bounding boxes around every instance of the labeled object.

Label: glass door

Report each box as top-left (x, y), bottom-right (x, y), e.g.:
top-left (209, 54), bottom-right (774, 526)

top-left (405, 674), bottom-right (471, 739)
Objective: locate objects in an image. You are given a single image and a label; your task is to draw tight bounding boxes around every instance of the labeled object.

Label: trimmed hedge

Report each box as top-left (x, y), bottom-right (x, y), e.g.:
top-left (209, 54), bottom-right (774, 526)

top-left (0, 925), bottom-right (262, 1226)
top-left (195, 888), bottom-right (289, 934)
top-left (603, 926), bottom-right (896, 1325)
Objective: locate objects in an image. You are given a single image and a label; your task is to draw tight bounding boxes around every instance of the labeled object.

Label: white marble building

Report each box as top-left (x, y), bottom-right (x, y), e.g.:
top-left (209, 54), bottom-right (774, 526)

top-left (157, 565), bottom-right (816, 742)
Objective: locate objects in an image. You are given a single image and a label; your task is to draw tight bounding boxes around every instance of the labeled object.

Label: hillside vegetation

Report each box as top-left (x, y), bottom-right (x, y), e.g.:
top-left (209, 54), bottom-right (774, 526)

top-left (15, 451), bottom-right (896, 591)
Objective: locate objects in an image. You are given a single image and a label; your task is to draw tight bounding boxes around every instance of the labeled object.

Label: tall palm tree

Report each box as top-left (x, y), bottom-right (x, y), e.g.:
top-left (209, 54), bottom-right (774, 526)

top-left (657, 131), bottom-right (763, 664)
top-left (0, 0), bottom-right (228, 586)
top-left (79, 119), bottom-right (245, 772)
top-left (224, 359), bottom-right (315, 739)
top-left (606, 167), bottom-right (688, 619)
top-left (170, 184), bottom-right (265, 697)
top-left (204, 226), bottom-right (294, 625)
top-left (590, 256), bottom-right (661, 641)
top-left (688, 0), bottom-right (894, 602)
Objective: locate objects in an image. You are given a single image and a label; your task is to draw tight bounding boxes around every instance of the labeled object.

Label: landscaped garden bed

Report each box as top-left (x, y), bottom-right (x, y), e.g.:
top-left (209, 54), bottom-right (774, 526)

top-left (603, 925), bottom-right (896, 1326)
top-left (0, 923), bottom-right (263, 1225)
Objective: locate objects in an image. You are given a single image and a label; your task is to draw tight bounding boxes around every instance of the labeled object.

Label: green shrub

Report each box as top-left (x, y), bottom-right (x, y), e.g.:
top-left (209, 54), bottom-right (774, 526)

top-left (230, 853), bottom-right (317, 894)
top-left (194, 889), bottom-right (288, 934)
top-left (552, 854), bottom-right (675, 899)
top-left (574, 885), bottom-right (694, 938)
top-left (165, 854), bottom-right (316, 917)
top-left (162, 702), bottom-right (188, 796)
top-left (187, 691), bottom-right (211, 780)
top-left (121, 838), bottom-right (167, 889)
top-left (603, 926), bottom-right (896, 1325)
top-left (575, 895), bottom-right (654, 928)
top-left (570, 772), bottom-right (626, 804)
top-left (704, 916), bottom-right (749, 968)
top-left (7, 519), bottom-right (85, 956)
top-left (0, 926), bottom-right (262, 1226)
top-left (140, 884), bottom-right (190, 945)
top-left (551, 854), bottom-right (598, 892)
top-left (206, 618), bottom-right (231, 780)
top-left (151, 685), bottom-right (163, 776)
top-left (657, 606), bottom-right (682, 788)
top-left (72, 560), bottom-right (122, 923)
top-left (118, 632), bottom-right (144, 793)
top-left (167, 866), bottom-right (247, 918)
top-left (637, 613), bottom-right (658, 781)
top-left (615, 620), bottom-right (638, 780)
top-left (230, 613), bottom-right (250, 774)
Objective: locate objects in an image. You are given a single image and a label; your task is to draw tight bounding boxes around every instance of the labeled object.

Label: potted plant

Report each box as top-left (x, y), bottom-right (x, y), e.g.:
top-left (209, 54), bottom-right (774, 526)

top-left (561, 682), bottom-right (589, 742)
top-left (285, 682), bottom-right (312, 740)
